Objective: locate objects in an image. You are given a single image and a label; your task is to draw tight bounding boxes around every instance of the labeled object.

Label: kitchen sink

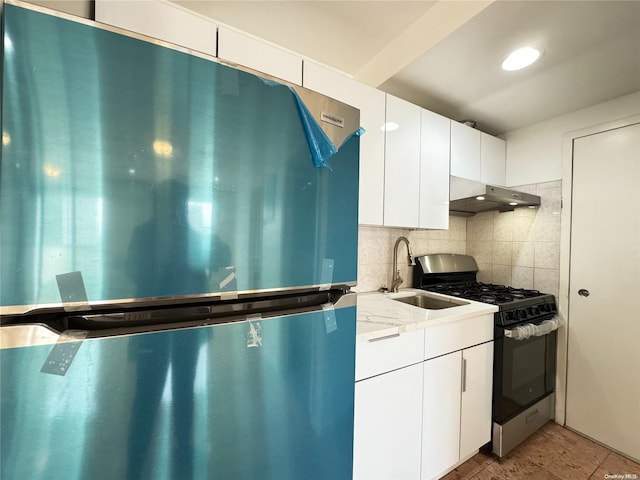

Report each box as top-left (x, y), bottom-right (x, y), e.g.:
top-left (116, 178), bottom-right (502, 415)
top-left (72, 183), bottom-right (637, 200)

top-left (392, 294), bottom-right (469, 310)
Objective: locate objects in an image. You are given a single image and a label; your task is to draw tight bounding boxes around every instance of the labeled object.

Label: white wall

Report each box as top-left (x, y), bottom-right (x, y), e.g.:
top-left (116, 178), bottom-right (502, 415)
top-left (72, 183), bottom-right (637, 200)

top-left (505, 91), bottom-right (640, 186)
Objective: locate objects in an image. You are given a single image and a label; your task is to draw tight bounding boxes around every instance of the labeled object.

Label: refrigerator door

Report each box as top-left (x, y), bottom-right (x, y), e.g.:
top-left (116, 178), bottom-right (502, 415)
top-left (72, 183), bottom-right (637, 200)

top-left (0, 299), bottom-right (356, 479)
top-left (1, 3), bottom-right (359, 314)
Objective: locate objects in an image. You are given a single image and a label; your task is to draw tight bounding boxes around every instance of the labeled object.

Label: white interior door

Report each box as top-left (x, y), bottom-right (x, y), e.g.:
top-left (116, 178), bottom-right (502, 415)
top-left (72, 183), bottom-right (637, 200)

top-left (566, 123), bottom-right (640, 461)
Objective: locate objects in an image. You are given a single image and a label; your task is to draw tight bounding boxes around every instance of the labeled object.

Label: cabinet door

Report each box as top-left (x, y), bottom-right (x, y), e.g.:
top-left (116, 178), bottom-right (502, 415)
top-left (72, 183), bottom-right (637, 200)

top-left (218, 25), bottom-right (302, 85)
top-left (303, 62), bottom-right (386, 225)
top-left (450, 121), bottom-right (480, 181)
top-left (420, 109), bottom-right (450, 229)
top-left (480, 133), bottom-right (506, 186)
top-left (460, 341), bottom-right (494, 459)
top-left (421, 351), bottom-right (462, 480)
top-left (95, 0), bottom-right (217, 57)
top-left (354, 363), bottom-right (424, 480)
top-left (384, 95), bottom-right (421, 228)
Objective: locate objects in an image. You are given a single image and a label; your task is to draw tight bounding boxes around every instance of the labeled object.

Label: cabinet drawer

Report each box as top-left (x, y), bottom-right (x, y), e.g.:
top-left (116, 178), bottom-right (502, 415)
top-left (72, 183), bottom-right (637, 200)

top-left (424, 314), bottom-right (493, 360)
top-left (356, 329), bottom-right (424, 381)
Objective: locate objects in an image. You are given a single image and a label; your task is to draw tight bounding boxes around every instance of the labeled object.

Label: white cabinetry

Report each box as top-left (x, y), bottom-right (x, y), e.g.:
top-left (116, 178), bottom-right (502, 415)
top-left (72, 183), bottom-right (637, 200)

top-left (460, 342), bottom-right (493, 459)
top-left (354, 329), bottom-right (425, 480)
top-left (420, 110), bottom-right (451, 229)
top-left (95, 0), bottom-right (217, 57)
top-left (450, 121), bottom-right (481, 180)
top-left (354, 311), bottom-right (494, 480)
top-left (217, 26), bottom-right (303, 85)
top-left (421, 342), bottom-right (493, 480)
top-left (303, 66), bottom-right (452, 228)
top-left (451, 122), bottom-right (506, 186)
top-left (422, 351), bottom-right (462, 479)
top-left (302, 62), bottom-right (386, 225)
top-left (480, 132), bottom-right (506, 186)
top-left (383, 95), bottom-right (421, 228)
top-left (354, 363), bottom-right (424, 480)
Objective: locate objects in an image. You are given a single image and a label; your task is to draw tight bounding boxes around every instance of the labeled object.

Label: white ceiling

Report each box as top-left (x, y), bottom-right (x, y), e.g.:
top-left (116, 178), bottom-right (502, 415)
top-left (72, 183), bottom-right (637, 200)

top-left (173, 0), bottom-right (640, 135)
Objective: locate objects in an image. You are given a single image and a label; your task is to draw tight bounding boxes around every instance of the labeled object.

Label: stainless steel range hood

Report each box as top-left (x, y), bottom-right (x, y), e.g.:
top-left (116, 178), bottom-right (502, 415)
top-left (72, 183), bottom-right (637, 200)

top-left (449, 176), bottom-right (541, 216)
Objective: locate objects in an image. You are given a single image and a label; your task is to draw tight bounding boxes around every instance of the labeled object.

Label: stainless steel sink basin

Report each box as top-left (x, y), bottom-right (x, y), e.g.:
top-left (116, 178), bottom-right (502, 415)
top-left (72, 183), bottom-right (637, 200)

top-left (392, 295), bottom-right (469, 310)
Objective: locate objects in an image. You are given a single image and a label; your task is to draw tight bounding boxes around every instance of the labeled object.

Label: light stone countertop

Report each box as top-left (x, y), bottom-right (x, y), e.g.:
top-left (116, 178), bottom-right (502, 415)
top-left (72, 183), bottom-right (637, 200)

top-left (356, 288), bottom-right (498, 342)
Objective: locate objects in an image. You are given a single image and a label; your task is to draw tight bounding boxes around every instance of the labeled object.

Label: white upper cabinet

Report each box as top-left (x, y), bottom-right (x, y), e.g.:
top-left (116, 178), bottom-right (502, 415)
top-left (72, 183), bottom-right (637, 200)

top-left (384, 95), bottom-right (421, 228)
top-left (95, 0), bottom-right (217, 57)
top-left (451, 121), bottom-right (507, 186)
top-left (217, 26), bottom-right (303, 85)
top-left (302, 61), bottom-right (386, 226)
top-left (480, 132), bottom-right (506, 186)
top-left (450, 121), bottom-right (481, 180)
top-left (420, 109), bottom-right (451, 230)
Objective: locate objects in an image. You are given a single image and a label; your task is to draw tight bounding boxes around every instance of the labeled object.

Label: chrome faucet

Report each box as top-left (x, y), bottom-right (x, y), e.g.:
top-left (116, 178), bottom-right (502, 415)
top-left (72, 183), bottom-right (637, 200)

top-left (391, 236), bottom-right (415, 292)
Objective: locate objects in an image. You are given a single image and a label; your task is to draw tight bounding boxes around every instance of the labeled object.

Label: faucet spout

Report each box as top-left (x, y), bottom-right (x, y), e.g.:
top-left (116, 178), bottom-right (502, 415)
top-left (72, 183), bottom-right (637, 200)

top-left (391, 236), bottom-right (414, 293)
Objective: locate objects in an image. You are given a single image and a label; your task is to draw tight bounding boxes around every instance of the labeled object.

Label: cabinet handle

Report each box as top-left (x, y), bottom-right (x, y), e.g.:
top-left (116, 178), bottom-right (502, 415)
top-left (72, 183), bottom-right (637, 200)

top-left (368, 333), bottom-right (400, 342)
top-left (461, 358), bottom-right (467, 393)
top-left (525, 409), bottom-right (539, 424)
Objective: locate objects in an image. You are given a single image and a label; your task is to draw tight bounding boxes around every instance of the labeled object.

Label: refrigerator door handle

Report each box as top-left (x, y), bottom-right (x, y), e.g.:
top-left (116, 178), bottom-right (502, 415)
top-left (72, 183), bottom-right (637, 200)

top-left (0, 324), bottom-right (62, 349)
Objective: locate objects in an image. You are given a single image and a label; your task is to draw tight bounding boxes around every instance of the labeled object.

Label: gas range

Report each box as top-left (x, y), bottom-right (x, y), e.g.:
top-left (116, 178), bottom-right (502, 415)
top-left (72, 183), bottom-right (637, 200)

top-left (422, 282), bottom-right (557, 327)
top-left (412, 254), bottom-right (557, 327)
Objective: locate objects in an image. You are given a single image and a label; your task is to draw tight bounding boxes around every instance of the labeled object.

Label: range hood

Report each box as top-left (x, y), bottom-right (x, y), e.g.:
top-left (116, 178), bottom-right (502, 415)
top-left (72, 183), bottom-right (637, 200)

top-left (449, 176), bottom-right (541, 216)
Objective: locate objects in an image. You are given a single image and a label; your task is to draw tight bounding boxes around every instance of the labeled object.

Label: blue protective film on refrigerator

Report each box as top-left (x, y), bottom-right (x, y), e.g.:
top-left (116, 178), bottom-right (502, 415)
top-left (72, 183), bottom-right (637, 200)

top-left (289, 88), bottom-right (338, 169)
top-left (259, 77), bottom-right (364, 170)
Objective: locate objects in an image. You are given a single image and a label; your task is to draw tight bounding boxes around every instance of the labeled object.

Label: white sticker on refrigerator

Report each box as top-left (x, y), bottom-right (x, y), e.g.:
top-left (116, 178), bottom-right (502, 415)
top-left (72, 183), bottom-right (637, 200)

top-left (56, 271), bottom-right (91, 312)
top-left (322, 303), bottom-right (338, 334)
top-left (319, 258), bottom-right (334, 291)
top-left (246, 314), bottom-right (263, 348)
top-left (40, 330), bottom-right (89, 376)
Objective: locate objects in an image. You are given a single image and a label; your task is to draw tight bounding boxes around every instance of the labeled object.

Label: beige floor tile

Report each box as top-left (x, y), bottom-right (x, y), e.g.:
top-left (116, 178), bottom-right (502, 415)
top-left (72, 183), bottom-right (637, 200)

top-left (441, 452), bottom-right (493, 480)
top-left (436, 423), bottom-right (639, 480)
top-left (589, 451), bottom-right (640, 479)
top-left (484, 449), bottom-right (563, 479)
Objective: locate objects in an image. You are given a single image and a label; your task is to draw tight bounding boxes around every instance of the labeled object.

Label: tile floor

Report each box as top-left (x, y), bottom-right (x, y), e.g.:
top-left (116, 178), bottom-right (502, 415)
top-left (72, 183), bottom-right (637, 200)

top-left (442, 421), bottom-right (640, 480)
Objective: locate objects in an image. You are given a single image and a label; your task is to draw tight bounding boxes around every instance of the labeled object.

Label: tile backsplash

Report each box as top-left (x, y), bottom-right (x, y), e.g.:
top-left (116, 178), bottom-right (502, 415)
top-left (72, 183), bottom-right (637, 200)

top-left (353, 216), bottom-right (467, 293)
top-left (354, 181), bottom-right (561, 299)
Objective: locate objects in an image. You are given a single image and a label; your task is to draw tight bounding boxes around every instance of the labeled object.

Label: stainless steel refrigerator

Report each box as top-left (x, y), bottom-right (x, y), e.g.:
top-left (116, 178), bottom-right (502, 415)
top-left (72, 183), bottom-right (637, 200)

top-left (0, 2), bottom-right (360, 479)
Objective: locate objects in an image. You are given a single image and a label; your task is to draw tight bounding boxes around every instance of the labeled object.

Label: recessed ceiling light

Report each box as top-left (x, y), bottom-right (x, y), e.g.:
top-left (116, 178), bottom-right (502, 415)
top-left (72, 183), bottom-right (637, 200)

top-left (509, 202), bottom-right (519, 206)
top-left (502, 46), bottom-right (541, 71)
top-left (476, 196), bottom-right (485, 201)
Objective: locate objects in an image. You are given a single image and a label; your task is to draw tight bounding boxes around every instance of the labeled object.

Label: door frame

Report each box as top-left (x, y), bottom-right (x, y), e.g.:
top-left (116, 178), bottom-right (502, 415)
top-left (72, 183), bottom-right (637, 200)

top-left (556, 113), bottom-right (640, 425)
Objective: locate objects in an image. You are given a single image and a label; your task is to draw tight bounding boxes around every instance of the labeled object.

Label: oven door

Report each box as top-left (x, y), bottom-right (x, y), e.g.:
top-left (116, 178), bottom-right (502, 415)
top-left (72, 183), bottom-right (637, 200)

top-left (493, 323), bottom-right (557, 424)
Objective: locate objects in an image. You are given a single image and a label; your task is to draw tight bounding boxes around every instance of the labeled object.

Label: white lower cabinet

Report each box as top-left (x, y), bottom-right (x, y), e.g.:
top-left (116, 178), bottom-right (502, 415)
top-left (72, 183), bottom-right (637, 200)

top-left (421, 351), bottom-right (462, 479)
top-left (353, 363), bottom-right (424, 480)
top-left (459, 342), bottom-right (493, 459)
top-left (421, 342), bottom-right (494, 480)
top-left (354, 313), bottom-right (494, 480)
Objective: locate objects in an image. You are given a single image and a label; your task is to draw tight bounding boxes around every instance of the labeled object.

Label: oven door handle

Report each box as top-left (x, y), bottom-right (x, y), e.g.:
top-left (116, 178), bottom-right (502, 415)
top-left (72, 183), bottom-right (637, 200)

top-left (504, 315), bottom-right (563, 340)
